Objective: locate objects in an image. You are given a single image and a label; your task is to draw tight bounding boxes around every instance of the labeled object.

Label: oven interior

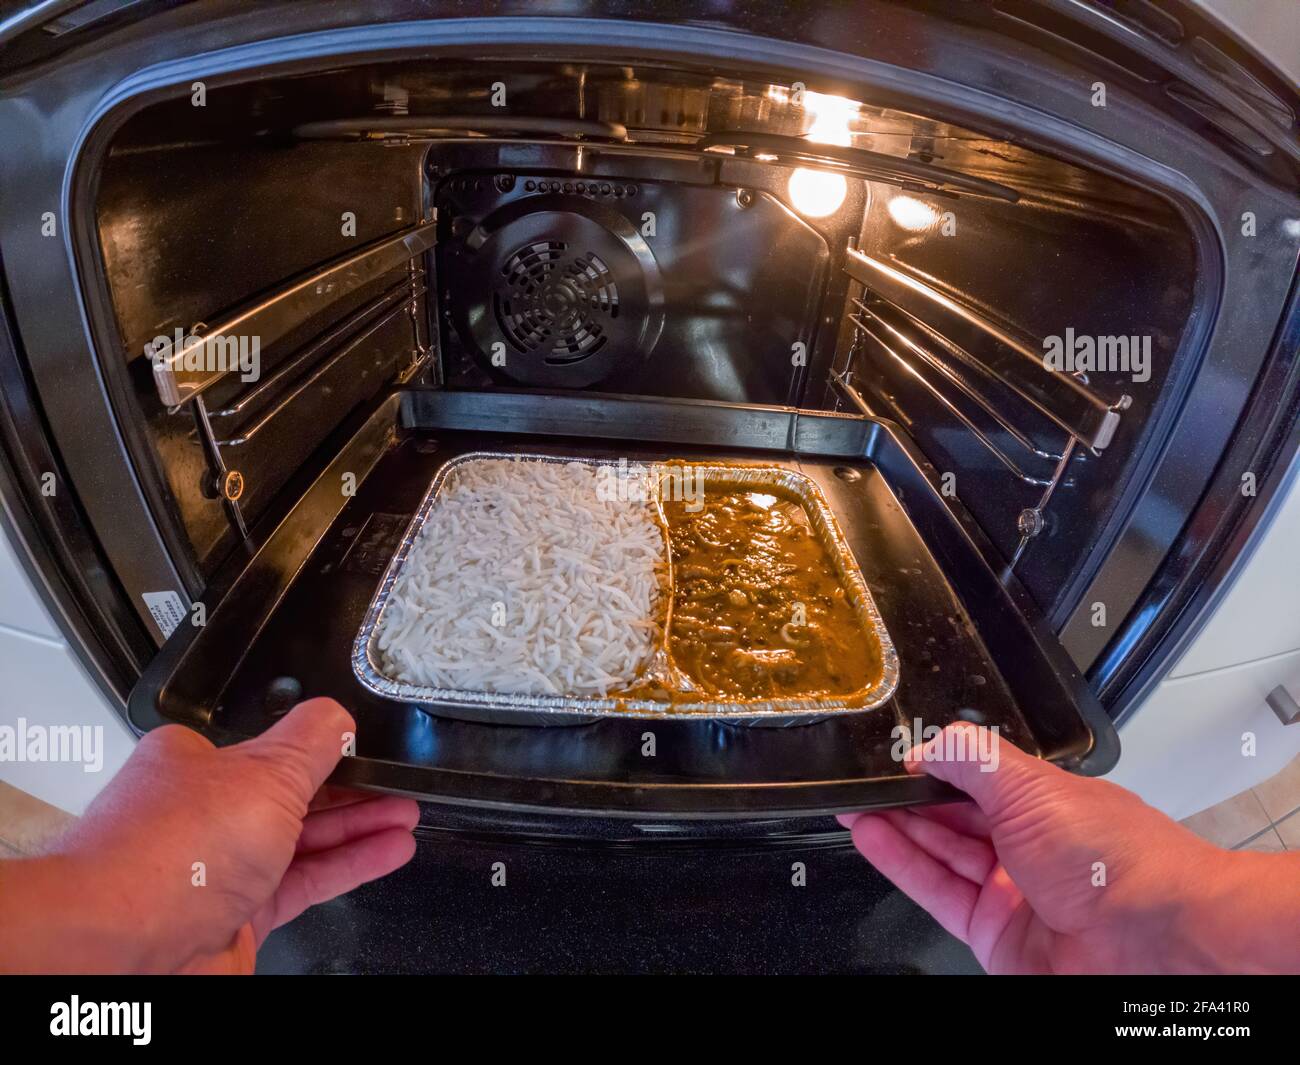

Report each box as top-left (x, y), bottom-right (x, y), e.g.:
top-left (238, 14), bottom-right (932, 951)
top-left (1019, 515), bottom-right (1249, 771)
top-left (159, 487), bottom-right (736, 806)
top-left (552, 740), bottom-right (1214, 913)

top-left (87, 57), bottom-right (1210, 814)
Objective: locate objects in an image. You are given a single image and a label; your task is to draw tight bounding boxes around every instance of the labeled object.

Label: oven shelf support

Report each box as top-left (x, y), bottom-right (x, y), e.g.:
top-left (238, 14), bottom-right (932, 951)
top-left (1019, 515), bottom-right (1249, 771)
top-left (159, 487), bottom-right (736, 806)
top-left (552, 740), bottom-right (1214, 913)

top-left (152, 222), bottom-right (437, 409)
top-left (191, 395), bottom-right (251, 547)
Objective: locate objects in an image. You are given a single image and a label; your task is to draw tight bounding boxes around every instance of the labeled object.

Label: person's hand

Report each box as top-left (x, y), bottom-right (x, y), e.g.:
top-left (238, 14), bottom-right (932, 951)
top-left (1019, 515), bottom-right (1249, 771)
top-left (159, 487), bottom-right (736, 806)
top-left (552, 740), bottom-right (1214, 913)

top-left (839, 722), bottom-right (1300, 974)
top-left (37, 698), bottom-right (418, 974)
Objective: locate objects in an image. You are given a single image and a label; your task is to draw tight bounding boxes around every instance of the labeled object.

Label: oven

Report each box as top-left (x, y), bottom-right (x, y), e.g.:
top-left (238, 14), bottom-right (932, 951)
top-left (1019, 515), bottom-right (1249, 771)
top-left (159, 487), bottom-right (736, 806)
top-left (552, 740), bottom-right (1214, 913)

top-left (1, 0), bottom-right (1297, 972)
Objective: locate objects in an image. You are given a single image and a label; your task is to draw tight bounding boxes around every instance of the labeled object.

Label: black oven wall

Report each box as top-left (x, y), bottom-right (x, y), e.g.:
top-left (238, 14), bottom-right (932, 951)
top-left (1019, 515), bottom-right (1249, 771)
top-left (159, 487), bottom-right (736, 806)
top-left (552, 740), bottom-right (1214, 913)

top-left (433, 163), bottom-right (834, 406)
top-left (96, 133), bottom-right (430, 578)
top-left (838, 170), bottom-right (1198, 621)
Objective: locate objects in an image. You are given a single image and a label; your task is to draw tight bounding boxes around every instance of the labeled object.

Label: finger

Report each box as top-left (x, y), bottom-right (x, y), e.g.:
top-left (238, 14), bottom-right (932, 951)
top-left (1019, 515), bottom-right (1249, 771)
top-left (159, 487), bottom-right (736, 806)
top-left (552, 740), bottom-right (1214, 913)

top-left (909, 800), bottom-right (992, 840)
top-left (258, 826), bottom-right (417, 943)
top-left (296, 795), bottom-right (420, 855)
top-left (837, 802), bottom-right (990, 839)
top-left (241, 698), bottom-right (356, 804)
top-left (878, 809), bottom-right (996, 884)
top-left (904, 723), bottom-right (1045, 820)
top-left (139, 722), bottom-right (216, 757)
top-left (308, 785), bottom-right (378, 813)
top-left (850, 814), bottom-right (978, 943)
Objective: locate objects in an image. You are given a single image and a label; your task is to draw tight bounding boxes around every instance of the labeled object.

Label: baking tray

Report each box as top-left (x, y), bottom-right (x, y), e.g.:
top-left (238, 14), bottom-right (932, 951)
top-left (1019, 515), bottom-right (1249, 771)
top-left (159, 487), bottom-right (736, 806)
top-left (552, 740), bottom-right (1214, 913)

top-left (129, 391), bottom-right (1119, 817)
top-left (352, 452), bottom-right (899, 725)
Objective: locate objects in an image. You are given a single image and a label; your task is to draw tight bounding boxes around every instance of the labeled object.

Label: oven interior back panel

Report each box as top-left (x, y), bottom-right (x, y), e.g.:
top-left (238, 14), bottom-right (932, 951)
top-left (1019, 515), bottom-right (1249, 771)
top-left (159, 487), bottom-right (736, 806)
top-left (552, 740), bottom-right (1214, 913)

top-left (436, 170), bottom-right (829, 406)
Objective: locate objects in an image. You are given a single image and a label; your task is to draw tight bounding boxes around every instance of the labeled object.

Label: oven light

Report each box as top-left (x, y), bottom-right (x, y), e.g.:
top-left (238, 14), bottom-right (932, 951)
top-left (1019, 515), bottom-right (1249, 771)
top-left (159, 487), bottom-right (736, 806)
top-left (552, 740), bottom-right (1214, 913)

top-left (803, 92), bottom-right (855, 146)
top-left (789, 167), bottom-right (847, 217)
top-left (887, 195), bottom-right (937, 231)
top-left (788, 92), bottom-right (853, 218)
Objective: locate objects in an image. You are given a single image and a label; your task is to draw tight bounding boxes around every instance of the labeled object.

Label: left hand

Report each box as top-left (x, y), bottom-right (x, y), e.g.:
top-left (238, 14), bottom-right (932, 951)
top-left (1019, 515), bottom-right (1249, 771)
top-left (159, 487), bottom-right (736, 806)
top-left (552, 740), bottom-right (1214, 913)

top-left (57, 698), bottom-right (418, 974)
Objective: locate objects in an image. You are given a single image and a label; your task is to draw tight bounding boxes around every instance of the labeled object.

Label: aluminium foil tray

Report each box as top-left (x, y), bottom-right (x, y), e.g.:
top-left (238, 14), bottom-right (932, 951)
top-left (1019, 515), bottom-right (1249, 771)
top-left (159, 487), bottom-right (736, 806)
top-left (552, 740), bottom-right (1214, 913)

top-left (352, 452), bottom-right (899, 725)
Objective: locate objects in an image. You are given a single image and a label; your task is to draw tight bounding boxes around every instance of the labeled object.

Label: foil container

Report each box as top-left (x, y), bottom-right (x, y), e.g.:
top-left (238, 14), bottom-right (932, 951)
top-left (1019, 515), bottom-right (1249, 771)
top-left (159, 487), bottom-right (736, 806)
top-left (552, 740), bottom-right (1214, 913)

top-left (352, 452), bottom-right (899, 725)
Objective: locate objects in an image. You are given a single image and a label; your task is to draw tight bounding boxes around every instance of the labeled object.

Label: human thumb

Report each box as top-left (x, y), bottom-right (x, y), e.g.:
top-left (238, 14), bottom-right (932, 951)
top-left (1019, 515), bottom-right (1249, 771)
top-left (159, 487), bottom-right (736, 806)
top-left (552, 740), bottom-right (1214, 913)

top-left (905, 722), bottom-right (1060, 822)
top-left (237, 697), bottom-right (356, 805)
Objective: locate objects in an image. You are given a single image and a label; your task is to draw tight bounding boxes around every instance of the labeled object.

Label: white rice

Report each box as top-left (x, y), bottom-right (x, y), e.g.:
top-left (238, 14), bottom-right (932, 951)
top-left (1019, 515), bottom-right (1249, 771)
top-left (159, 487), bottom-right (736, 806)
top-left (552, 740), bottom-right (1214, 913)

top-left (374, 458), bottom-right (666, 696)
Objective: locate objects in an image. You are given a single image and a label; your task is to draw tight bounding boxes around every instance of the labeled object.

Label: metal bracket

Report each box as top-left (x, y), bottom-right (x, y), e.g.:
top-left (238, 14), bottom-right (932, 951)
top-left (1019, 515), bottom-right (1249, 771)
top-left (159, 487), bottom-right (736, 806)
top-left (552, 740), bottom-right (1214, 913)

top-left (1010, 438), bottom-right (1077, 567)
top-left (397, 257), bottom-right (432, 383)
top-left (192, 396), bottom-right (251, 544)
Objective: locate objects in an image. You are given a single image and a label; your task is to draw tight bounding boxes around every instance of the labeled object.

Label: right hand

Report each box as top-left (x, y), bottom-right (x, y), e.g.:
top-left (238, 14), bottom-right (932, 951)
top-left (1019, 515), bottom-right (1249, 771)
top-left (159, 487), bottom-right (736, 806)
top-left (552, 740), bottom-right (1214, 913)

top-left (838, 723), bottom-right (1300, 974)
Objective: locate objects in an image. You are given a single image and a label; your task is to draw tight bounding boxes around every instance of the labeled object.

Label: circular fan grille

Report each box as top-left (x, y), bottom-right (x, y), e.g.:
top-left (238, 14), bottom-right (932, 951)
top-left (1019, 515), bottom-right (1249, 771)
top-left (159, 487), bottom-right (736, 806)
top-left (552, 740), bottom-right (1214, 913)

top-left (493, 241), bottom-right (620, 364)
top-left (445, 194), bottom-right (663, 388)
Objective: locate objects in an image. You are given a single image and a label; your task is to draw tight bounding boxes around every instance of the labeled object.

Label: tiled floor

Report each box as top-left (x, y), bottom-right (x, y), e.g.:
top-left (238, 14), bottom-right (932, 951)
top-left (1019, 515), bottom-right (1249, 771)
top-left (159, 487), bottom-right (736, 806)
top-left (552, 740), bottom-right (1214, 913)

top-left (1180, 752), bottom-right (1300, 852)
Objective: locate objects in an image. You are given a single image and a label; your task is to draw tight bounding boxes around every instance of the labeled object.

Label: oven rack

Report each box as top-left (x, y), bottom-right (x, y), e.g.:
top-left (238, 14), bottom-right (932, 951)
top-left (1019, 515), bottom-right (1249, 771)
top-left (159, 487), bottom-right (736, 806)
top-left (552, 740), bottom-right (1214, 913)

top-left (151, 225), bottom-right (435, 541)
top-left (837, 248), bottom-right (1129, 567)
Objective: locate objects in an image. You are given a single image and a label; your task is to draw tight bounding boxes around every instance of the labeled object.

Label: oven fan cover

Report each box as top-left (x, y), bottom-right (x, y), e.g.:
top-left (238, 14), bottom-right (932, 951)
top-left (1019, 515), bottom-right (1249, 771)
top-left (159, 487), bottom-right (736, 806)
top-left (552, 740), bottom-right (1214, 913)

top-left (446, 195), bottom-right (664, 388)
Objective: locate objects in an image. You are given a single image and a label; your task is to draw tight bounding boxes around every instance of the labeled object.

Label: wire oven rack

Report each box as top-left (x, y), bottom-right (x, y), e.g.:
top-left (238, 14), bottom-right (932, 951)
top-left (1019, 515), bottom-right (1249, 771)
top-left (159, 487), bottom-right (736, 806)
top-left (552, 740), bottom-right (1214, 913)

top-left (835, 246), bottom-right (1130, 568)
top-left (150, 224), bottom-right (436, 541)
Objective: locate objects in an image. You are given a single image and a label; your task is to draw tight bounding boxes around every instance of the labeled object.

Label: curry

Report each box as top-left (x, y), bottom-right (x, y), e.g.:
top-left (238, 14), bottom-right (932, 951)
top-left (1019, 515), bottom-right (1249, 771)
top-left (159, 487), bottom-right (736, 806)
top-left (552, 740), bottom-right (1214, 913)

top-left (661, 488), bottom-right (882, 699)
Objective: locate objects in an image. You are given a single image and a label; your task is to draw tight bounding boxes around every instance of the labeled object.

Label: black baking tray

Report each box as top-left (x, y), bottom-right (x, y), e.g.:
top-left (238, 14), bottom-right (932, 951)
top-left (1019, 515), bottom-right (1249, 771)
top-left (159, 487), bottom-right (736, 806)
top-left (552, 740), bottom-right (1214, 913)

top-left (128, 388), bottom-right (1118, 817)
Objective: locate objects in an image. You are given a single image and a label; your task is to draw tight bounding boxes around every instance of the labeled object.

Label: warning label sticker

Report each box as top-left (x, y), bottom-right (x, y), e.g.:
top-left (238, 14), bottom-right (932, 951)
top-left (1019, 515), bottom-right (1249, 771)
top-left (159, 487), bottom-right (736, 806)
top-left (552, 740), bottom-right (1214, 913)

top-left (142, 590), bottom-right (187, 639)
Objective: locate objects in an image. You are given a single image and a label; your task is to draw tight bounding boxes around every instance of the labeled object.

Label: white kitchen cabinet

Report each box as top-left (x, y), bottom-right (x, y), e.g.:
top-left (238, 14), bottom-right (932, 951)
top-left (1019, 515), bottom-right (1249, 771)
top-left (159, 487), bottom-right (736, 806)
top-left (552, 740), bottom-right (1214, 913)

top-left (0, 530), bottom-right (134, 814)
top-left (0, 530), bottom-right (59, 640)
top-left (1171, 469), bottom-right (1300, 679)
top-left (1109, 648), bottom-right (1300, 821)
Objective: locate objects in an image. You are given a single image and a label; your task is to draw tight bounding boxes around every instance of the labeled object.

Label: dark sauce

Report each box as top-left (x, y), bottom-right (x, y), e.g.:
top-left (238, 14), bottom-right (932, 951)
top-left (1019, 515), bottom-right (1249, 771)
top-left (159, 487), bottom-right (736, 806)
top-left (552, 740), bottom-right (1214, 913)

top-left (661, 489), bottom-right (882, 699)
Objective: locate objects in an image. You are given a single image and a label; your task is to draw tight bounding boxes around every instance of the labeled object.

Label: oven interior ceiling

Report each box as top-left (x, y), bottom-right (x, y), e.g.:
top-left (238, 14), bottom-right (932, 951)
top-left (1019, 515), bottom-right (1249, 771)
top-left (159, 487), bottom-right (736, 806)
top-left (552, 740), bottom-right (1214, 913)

top-left (82, 56), bottom-right (1208, 806)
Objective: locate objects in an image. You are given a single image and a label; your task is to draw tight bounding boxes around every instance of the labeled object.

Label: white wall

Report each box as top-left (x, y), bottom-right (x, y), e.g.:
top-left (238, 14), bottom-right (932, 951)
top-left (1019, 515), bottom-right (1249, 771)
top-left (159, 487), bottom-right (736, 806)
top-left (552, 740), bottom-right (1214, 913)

top-left (0, 529), bottom-right (134, 814)
top-left (1193, 0), bottom-right (1300, 89)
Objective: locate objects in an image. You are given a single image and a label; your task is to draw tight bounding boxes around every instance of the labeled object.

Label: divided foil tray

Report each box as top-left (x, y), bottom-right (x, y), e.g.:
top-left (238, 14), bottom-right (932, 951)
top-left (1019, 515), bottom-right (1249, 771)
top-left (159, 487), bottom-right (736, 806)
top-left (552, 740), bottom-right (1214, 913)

top-left (352, 452), bottom-right (900, 724)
